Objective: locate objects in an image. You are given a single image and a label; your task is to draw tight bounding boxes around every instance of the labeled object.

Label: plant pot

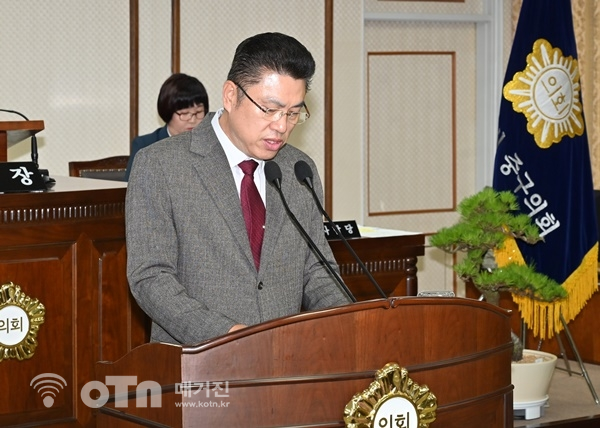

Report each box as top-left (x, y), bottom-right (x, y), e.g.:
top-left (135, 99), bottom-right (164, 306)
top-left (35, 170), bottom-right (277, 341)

top-left (512, 349), bottom-right (557, 419)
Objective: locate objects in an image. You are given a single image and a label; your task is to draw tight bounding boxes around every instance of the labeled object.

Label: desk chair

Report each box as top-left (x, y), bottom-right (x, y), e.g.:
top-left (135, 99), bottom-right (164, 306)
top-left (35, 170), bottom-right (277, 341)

top-left (69, 155), bottom-right (129, 182)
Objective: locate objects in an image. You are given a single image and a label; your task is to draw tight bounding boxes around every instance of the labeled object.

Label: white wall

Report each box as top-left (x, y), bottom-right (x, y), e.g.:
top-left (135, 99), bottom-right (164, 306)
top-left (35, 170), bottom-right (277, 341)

top-left (1, 0), bottom-right (512, 296)
top-left (1, 1), bottom-right (130, 173)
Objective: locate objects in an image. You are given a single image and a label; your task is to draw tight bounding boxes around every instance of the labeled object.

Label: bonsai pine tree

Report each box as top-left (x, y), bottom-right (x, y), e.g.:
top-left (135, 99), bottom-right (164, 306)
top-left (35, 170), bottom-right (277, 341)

top-left (430, 187), bottom-right (567, 361)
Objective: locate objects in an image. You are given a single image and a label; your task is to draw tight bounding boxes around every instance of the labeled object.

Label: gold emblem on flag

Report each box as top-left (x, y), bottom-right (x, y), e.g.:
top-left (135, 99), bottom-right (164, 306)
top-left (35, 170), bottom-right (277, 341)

top-left (504, 38), bottom-right (584, 149)
top-left (0, 282), bottom-right (45, 362)
top-left (344, 363), bottom-right (437, 427)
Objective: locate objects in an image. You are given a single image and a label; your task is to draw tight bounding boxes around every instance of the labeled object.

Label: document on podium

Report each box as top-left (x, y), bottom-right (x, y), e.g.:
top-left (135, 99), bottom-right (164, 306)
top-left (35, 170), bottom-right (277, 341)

top-left (358, 225), bottom-right (421, 238)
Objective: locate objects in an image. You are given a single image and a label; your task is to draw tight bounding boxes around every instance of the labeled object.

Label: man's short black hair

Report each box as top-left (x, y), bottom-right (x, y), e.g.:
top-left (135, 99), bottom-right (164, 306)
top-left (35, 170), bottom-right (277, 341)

top-left (226, 32), bottom-right (315, 92)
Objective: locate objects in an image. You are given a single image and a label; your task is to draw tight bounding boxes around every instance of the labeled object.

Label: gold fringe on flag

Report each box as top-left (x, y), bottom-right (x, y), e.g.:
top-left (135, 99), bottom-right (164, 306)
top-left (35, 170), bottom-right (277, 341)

top-left (494, 237), bottom-right (598, 340)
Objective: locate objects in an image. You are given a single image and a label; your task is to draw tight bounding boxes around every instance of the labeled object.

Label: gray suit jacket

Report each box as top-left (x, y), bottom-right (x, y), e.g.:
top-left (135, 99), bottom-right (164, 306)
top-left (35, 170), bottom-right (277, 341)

top-left (126, 112), bottom-right (351, 345)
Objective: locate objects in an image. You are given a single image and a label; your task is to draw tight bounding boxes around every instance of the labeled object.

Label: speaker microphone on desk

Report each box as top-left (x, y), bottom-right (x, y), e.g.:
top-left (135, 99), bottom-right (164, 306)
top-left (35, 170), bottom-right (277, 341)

top-left (0, 108), bottom-right (55, 189)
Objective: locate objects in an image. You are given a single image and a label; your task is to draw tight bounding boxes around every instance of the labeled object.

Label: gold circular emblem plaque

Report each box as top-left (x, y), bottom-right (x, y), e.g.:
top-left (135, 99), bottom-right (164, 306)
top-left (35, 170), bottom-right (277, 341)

top-left (344, 363), bottom-right (437, 428)
top-left (503, 38), bottom-right (584, 148)
top-left (0, 282), bottom-right (45, 362)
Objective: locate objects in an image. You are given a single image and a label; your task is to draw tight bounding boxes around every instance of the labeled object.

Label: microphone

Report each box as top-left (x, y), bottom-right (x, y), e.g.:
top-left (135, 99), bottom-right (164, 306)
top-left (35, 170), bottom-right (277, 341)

top-left (0, 109), bottom-right (52, 186)
top-left (294, 160), bottom-right (387, 299)
top-left (264, 160), bottom-right (356, 303)
top-left (0, 109), bottom-right (28, 120)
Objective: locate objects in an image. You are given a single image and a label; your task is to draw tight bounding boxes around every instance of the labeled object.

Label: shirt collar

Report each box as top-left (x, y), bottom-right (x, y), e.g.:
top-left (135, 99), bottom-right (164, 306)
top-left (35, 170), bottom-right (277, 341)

top-left (211, 108), bottom-right (264, 170)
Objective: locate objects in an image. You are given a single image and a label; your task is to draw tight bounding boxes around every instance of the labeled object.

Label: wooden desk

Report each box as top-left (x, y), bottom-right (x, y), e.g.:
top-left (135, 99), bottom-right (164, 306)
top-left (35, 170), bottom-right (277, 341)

top-left (0, 178), bottom-right (425, 427)
top-left (0, 177), bottom-right (146, 427)
top-left (329, 233), bottom-right (425, 300)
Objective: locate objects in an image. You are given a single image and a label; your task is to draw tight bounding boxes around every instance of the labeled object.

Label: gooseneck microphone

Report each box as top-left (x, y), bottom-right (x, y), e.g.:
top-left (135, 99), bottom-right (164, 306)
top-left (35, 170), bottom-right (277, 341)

top-left (265, 160), bottom-right (356, 303)
top-left (0, 109), bottom-right (28, 120)
top-left (294, 160), bottom-right (387, 299)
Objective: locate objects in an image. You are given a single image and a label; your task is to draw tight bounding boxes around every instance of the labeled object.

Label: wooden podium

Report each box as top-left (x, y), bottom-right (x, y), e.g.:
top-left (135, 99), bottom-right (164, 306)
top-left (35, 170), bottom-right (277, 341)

top-left (0, 120), bottom-right (45, 161)
top-left (0, 176), bottom-right (426, 427)
top-left (96, 297), bottom-right (513, 428)
top-left (0, 177), bottom-right (147, 428)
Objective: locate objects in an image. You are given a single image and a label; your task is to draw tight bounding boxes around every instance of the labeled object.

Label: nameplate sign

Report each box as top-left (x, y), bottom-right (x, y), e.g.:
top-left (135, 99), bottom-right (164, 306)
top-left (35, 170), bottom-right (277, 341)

top-left (0, 162), bottom-right (47, 193)
top-left (323, 220), bottom-right (361, 240)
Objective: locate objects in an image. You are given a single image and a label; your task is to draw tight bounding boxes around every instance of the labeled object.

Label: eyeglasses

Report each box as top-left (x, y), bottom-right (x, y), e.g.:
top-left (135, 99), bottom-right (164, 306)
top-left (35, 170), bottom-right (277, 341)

top-left (174, 110), bottom-right (205, 121)
top-left (233, 82), bottom-right (310, 125)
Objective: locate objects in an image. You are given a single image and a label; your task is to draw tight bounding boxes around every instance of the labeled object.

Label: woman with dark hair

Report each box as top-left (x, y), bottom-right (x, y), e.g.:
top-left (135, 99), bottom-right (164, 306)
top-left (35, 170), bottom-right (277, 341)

top-left (125, 73), bottom-right (209, 180)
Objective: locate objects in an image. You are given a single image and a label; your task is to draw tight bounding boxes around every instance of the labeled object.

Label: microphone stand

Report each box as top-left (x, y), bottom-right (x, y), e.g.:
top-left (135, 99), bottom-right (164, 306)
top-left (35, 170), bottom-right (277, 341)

top-left (265, 161), bottom-right (357, 303)
top-left (295, 161), bottom-right (387, 299)
top-left (0, 108), bottom-right (47, 177)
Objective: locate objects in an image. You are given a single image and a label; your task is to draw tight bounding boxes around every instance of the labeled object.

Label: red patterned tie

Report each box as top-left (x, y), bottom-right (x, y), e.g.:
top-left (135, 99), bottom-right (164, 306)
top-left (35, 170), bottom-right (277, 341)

top-left (239, 160), bottom-right (265, 270)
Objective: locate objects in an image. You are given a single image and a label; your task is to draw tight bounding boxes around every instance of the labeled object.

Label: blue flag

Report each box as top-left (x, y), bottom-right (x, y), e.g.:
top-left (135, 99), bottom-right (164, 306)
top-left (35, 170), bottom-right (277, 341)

top-left (493, 0), bottom-right (598, 339)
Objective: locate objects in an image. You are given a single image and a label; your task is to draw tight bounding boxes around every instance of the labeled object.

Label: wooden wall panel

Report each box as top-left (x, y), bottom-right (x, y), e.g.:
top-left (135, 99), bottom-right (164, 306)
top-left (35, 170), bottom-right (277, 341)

top-left (0, 178), bottom-right (147, 427)
top-left (0, 245), bottom-right (75, 425)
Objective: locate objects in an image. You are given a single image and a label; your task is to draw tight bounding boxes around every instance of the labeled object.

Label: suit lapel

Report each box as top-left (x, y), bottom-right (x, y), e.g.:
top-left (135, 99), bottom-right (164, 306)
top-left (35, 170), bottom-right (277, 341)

top-left (189, 114), bottom-right (256, 270)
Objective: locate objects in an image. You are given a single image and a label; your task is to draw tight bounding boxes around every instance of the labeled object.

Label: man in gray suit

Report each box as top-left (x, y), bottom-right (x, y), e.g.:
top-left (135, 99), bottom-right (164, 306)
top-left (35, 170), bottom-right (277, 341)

top-left (126, 32), bottom-right (352, 345)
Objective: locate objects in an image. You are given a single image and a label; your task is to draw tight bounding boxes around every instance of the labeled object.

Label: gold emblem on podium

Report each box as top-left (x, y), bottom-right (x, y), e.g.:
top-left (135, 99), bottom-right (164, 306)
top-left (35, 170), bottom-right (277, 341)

top-left (344, 363), bottom-right (437, 428)
top-left (0, 282), bottom-right (45, 362)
